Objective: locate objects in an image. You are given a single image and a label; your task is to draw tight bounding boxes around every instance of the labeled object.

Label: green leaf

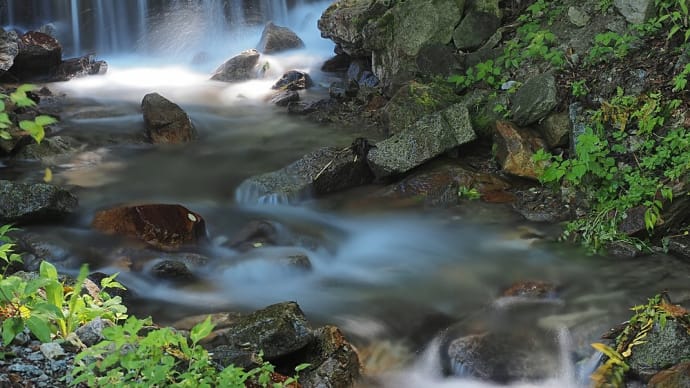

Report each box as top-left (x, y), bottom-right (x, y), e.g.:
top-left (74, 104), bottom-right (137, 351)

top-left (26, 316), bottom-right (52, 342)
top-left (39, 261), bottom-right (59, 281)
top-left (2, 317), bottom-right (23, 346)
top-left (0, 131), bottom-right (10, 140)
top-left (34, 115), bottom-right (57, 126)
top-left (190, 316), bottom-right (215, 345)
top-left (16, 84), bottom-right (37, 94)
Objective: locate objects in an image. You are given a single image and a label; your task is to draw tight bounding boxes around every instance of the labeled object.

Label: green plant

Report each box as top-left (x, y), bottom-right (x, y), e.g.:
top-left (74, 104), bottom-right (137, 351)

top-left (534, 90), bottom-right (688, 252)
top-left (70, 315), bottom-right (307, 387)
top-left (458, 186), bottom-right (481, 200)
top-left (597, 0), bottom-right (614, 12)
top-left (672, 63), bottom-right (690, 91)
top-left (655, 0), bottom-right (690, 42)
top-left (571, 79), bottom-right (589, 97)
top-left (0, 84), bottom-right (57, 144)
top-left (0, 225), bottom-right (22, 274)
top-left (585, 32), bottom-right (637, 65)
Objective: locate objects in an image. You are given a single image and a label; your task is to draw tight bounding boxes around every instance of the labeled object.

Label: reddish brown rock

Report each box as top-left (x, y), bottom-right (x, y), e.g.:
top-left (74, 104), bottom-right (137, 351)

top-left (91, 204), bottom-right (206, 251)
top-left (502, 280), bottom-right (557, 299)
top-left (141, 93), bottom-right (197, 144)
top-left (648, 362), bottom-right (690, 388)
top-left (493, 121), bottom-right (548, 180)
top-left (10, 31), bottom-right (62, 81)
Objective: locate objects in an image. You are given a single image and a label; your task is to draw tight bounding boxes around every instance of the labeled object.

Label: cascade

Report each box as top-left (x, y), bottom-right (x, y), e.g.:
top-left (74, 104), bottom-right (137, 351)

top-left (70, 0), bottom-right (80, 57)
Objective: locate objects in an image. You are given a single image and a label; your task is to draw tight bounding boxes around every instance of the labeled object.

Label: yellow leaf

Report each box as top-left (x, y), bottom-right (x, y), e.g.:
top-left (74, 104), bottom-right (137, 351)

top-left (19, 305), bottom-right (31, 319)
top-left (43, 168), bottom-right (52, 183)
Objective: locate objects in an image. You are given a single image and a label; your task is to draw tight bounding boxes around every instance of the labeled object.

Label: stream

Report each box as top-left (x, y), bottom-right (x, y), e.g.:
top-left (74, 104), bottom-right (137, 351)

top-left (3, 1), bottom-right (690, 387)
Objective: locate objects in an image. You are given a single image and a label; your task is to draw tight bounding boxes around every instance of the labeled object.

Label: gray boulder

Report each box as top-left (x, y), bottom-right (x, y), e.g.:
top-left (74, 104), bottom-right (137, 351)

top-left (0, 28), bottom-right (18, 74)
top-left (627, 320), bottom-right (690, 381)
top-left (614, 0), bottom-right (655, 24)
top-left (367, 103), bottom-right (476, 178)
top-left (510, 72), bottom-right (558, 126)
top-left (453, 0), bottom-right (501, 51)
top-left (236, 145), bottom-right (374, 204)
top-left (210, 49), bottom-right (260, 82)
top-left (318, 0), bottom-right (388, 57)
top-left (299, 326), bottom-right (362, 388)
top-left (0, 180), bottom-right (78, 224)
top-left (382, 80), bottom-right (460, 135)
top-left (141, 93), bottom-right (197, 144)
top-left (258, 22), bottom-right (305, 54)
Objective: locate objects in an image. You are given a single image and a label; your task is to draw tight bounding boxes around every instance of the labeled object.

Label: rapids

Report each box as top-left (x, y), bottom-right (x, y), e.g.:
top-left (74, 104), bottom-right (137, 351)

top-left (3, 1), bottom-right (690, 386)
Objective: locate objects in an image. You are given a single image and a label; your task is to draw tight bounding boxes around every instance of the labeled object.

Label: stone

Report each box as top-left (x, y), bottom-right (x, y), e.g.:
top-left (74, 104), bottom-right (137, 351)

top-left (567, 6), bottom-right (591, 27)
top-left (627, 320), bottom-right (690, 381)
top-left (537, 112), bottom-right (571, 148)
top-left (501, 280), bottom-right (557, 299)
top-left (0, 180), bottom-right (78, 224)
top-left (416, 43), bottom-right (464, 78)
top-left (75, 317), bottom-right (114, 347)
top-left (368, 103), bottom-right (476, 178)
top-left (56, 54), bottom-right (108, 81)
top-left (648, 362), bottom-right (690, 388)
top-left (257, 22), bottom-right (305, 54)
top-left (614, 0), bottom-right (655, 24)
top-left (667, 235), bottom-right (690, 261)
top-left (0, 28), bottom-right (19, 73)
top-left (141, 93), bottom-right (197, 144)
top-left (617, 205), bottom-right (648, 237)
top-left (205, 302), bottom-right (314, 360)
top-left (227, 220), bottom-right (279, 252)
top-left (510, 72), bottom-right (558, 126)
top-left (493, 121), bottom-right (547, 180)
top-left (235, 145), bottom-right (374, 204)
top-left (210, 49), bottom-right (260, 82)
top-left (150, 260), bottom-right (195, 281)
top-left (321, 53), bottom-right (351, 72)
top-left (91, 204), bottom-right (207, 251)
top-left (453, 10), bottom-right (501, 50)
top-left (318, 0), bottom-right (388, 57)
top-left (13, 135), bottom-right (81, 163)
top-left (446, 331), bottom-right (559, 383)
top-left (9, 31), bottom-right (62, 81)
top-left (381, 80), bottom-right (460, 134)
top-left (299, 326), bottom-right (362, 388)
top-left (39, 343), bottom-right (65, 360)
top-left (272, 70), bottom-right (313, 91)
top-left (269, 90), bottom-right (299, 106)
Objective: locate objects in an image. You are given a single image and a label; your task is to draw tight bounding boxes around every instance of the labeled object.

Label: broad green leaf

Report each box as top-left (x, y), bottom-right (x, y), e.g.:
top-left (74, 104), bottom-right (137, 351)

top-left (39, 261), bottom-right (59, 281)
top-left (2, 317), bottom-right (23, 345)
top-left (0, 131), bottom-right (10, 140)
top-left (15, 84), bottom-right (37, 94)
top-left (34, 115), bottom-right (57, 126)
top-left (18, 120), bottom-right (44, 143)
top-left (190, 315), bottom-right (214, 345)
top-left (26, 316), bottom-right (52, 342)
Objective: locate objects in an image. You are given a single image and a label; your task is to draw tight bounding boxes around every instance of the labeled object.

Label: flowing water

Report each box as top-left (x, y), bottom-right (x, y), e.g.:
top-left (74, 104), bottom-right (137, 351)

top-left (3, 2), bottom-right (690, 387)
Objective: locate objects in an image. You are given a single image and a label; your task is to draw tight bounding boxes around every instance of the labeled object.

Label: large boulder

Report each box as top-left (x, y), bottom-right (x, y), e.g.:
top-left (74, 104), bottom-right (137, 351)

top-left (299, 326), bottom-right (362, 388)
top-left (141, 93), bottom-right (197, 144)
top-left (257, 22), bottom-right (305, 54)
top-left (318, 0), bottom-right (466, 93)
top-left (235, 144), bottom-right (374, 204)
top-left (9, 31), bottom-right (62, 81)
top-left (614, 0), bottom-right (655, 24)
top-left (452, 0), bottom-right (502, 50)
top-left (382, 80), bottom-right (460, 135)
top-left (0, 29), bottom-right (19, 74)
top-left (0, 181), bottom-right (78, 224)
top-left (56, 54), bottom-right (108, 81)
top-left (627, 320), bottom-right (690, 381)
top-left (91, 204), bottom-right (207, 251)
top-left (648, 362), bottom-right (690, 388)
top-left (210, 49), bottom-right (261, 82)
top-left (367, 103), bottom-right (476, 178)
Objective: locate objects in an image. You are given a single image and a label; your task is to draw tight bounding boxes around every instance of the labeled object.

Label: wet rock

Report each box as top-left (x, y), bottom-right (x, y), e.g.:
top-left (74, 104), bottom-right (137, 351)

top-left (510, 72), bottom-right (557, 126)
top-left (210, 345), bottom-right (258, 370)
top-left (150, 260), bottom-right (196, 281)
top-left (15, 232), bottom-right (81, 271)
top-left (257, 22), bottom-right (305, 54)
top-left (614, 0), bottom-right (655, 24)
top-left (210, 49), bottom-right (260, 82)
top-left (91, 204), bottom-right (207, 251)
top-left (321, 53), bottom-right (351, 73)
top-left (367, 103), bottom-right (475, 178)
top-left (567, 6), bottom-right (591, 27)
top-left (667, 235), bottom-right (690, 261)
top-left (9, 31), bottom-right (62, 81)
top-left (56, 54), bottom-right (108, 80)
top-left (513, 187), bottom-right (570, 223)
top-left (0, 28), bottom-right (19, 74)
top-left (453, 0), bottom-right (501, 50)
top-left (0, 180), bottom-right (78, 224)
top-left (445, 331), bottom-right (559, 383)
top-left (141, 92), bottom-right (197, 144)
top-left (606, 240), bottom-right (642, 259)
top-left (318, 0), bottom-right (388, 57)
top-left (75, 317), bottom-right (114, 347)
top-left (501, 281), bottom-right (557, 299)
top-left (228, 220), bottom-right (279, 252)
top-left (236, 145), bottom-right (374, 204)
top-left (648, 362), bottom-right (690, 388)
top-left (416, 43), bottom-right (464, 78)
top-left (39, 342), bottom-right (65, 360)
top-left (382, 81), bottom-right (459, 135)
top-left (627, 320), bottom-right (690, 381)
top-left (493, 121), bottom-right (547, 180)
top-left (205, 302), bottom-right (314, 360)
top-left (13, 135), bottom-right (81, 163)
top-left (618, 205), bottom-right (648, 237)
top-left (329, 80), bottom-right (359, 100)
top-left (270, 90), bottom-right (300, 107)
top-left (272, 70), bottom-right (313, 91)
top-left (537, 112), bottom-right (570, 148)
top-left (281, 254), bottom-right (312, 271)
top-left (298, 326), bottom-right (362, 388)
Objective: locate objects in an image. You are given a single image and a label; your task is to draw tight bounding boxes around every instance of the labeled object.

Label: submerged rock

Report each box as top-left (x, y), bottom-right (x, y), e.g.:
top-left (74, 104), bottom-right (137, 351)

top-left (210, 49), bottom-right (261, 82)
top-left (141, 93), bottom-right (197, 144)
top-left (269, 90), bottom-right (300, 106)
top-left (0, 180), bottom-right (78, 224)
top-left (258, 22), bottom-right (305, 54)
top-left (91, 204), bottom-right (207, 251)
top-left (272, 70), bottom-right (313, 91)
top-left (236, 144), bottom-right (374, 204)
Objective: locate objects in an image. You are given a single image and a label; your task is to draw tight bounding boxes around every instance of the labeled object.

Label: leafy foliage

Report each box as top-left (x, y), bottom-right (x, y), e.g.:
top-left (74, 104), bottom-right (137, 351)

top-left (70, 315), bottom-right (307, 388)
top-left (0, 84), bottom-right (57, 144)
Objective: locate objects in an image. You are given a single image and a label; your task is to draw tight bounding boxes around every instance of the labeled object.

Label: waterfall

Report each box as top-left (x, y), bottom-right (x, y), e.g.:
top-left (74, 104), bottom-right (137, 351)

top-left (2, 0), bottom-right (306, 57)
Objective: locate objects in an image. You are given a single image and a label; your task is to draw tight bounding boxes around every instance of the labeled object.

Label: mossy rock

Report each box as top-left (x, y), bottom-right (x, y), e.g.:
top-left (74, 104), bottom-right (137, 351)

top-left (382, 80), bottom-right (461, 134)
